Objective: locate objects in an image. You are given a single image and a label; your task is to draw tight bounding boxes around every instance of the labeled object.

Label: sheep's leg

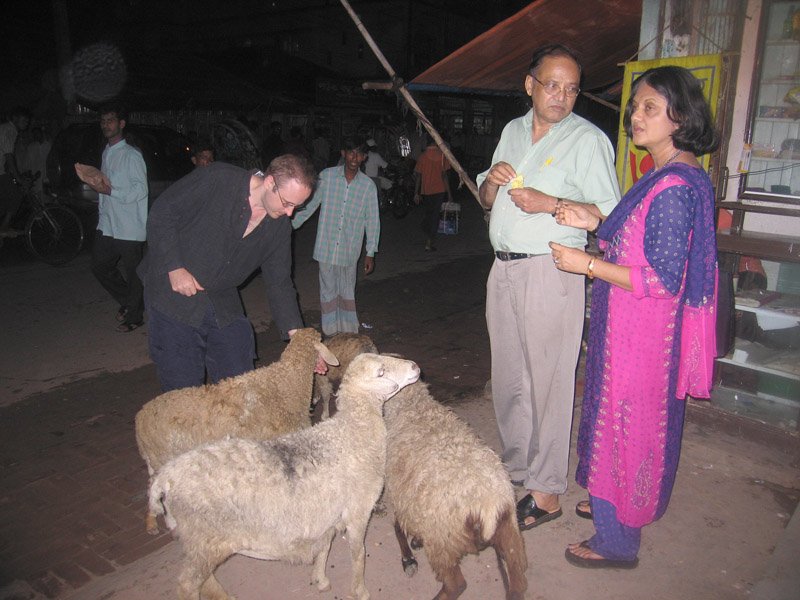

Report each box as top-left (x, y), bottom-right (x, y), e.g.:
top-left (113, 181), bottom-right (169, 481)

top-left (177, 548), bottom-right (231, 600)
top-left (345, 518), bottom-right (371, 600)
top-left (321, 393), bottom-right (330, 420)
top-left (146, 474), bottom-right (163, 535)
top-left (145, 510), bottom-right (159, 535)
top-left (492, 509), bottom-right (528, 600)
top-left (317, 380), bottom-right (332, 421)
top-left (310, 528), bottom-right (336, 592)
top-left (393, 520), bottom-right (418, 577)
top-left (199, 573), bottom-right (233, 600)
top-left (433, 565), bottom-right (467, 600)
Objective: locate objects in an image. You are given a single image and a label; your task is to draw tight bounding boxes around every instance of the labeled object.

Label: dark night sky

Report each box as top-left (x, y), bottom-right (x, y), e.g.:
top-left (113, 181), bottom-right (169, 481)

top-left (3, 0), bottom-right (530, 108)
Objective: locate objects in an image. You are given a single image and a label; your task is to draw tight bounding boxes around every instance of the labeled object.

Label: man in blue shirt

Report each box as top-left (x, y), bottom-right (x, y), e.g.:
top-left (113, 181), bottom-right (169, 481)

top-left (77, 103), bottom-right (148, 332)
top-left (292, 137), bottom-right (380, 336)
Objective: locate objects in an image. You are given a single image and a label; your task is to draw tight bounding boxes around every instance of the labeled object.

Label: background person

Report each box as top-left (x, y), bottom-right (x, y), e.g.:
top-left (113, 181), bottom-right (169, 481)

top-left (476, 44), bottom-right (620, 532)
top-left (292, 136), bottom-right (380, 336)
top-left (190, 141), bottom-right (214, 167)
top-left (550, 65), bottom-right (719, 569)
top-left (283, 126), bottom-right (311, 162)
top-left (17, 126), bottom-right (51, 194)
top-left (413, 136), bottom-right (452, 251)
top-left (138, 154), bottom-right (318, 392)
top-left (76, 103), bottom-right (148, 333)
top-left (0, 106), bottom-right (31, 236)
top-left (261, 121), bottom-right (283, 167)
top-left (311, 127), bottom-right (331, 172)
top-left (363, 137), bottom-right (388, 193)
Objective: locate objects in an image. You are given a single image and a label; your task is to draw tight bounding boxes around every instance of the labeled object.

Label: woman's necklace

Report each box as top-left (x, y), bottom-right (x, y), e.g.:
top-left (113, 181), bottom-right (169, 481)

top-left (657, 148), bottom-right (683, 171)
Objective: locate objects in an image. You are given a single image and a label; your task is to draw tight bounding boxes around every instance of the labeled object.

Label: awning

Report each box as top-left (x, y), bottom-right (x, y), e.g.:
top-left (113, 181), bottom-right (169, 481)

top-left (410, 0), bottom-right (642, 94)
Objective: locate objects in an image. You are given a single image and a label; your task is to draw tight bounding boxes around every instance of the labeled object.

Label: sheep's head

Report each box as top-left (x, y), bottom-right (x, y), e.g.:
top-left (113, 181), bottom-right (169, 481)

top-left (315, 342), bottom-right (339, 367)
top-left (285, 328), bottom-right (340, 367)
top-left (341, 353), bottom-right (420, 401)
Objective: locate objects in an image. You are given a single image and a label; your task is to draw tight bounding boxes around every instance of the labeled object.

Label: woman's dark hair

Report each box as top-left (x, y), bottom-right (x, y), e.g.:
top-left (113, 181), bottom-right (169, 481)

top-left (528, 44), bottom-right (582, 76)
top-left (623, 66), bottom-right (719, 155)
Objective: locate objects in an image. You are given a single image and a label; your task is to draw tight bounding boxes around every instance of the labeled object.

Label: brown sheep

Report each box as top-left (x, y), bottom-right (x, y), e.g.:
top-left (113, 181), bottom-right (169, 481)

top-left (313, 332), bottom-right (378, 420)
top-left (384, 380), bottom-right (528, 600)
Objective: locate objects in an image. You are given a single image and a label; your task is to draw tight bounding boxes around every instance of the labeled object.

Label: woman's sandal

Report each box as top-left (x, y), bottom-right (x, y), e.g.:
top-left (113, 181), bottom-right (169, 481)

top-left (117, 321), bottom-right (144, 333)
top-left (564, 540), bottom-right (639, 570)
top-left (575, 499), bottom-right (592, 520)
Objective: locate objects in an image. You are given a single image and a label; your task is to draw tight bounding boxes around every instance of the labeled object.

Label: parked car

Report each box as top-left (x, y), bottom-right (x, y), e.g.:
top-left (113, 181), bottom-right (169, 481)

top-left (46, 122), bottom-right (194, 211)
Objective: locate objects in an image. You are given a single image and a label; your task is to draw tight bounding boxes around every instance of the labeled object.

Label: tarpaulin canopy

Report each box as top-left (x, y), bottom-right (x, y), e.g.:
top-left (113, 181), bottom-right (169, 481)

top-left (410, 0), bottom-right (642, 95)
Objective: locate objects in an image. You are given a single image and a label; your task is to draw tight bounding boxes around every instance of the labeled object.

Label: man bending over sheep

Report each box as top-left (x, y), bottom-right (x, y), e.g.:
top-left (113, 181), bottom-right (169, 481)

top-left (138, 154), bottom-right (322, 391)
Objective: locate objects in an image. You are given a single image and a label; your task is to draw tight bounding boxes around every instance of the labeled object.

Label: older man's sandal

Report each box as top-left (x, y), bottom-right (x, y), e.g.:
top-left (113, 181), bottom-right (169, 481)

top-left (516, 494), bottom-right (562, 531)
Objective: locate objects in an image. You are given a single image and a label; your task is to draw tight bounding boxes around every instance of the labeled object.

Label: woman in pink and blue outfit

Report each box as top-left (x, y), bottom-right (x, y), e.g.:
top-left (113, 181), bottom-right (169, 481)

top-left (549, 66), bottom-right (719, 569)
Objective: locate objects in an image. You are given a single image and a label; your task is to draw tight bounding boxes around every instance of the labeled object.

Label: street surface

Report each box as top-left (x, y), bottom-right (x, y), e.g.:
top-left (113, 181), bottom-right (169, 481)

top-left (0, 194), bottom-right (797, 599)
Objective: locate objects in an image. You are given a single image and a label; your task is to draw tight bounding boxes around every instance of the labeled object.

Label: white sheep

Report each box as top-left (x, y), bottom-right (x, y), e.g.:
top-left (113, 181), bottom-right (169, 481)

top-left (384, 380), bottom-right (528, 600)
top-left (148, 353), bottom-right (420, 600)
top-left (135, 327), bottom-right (339, 534)
top-left (312, 332), bottom-right (378, 420)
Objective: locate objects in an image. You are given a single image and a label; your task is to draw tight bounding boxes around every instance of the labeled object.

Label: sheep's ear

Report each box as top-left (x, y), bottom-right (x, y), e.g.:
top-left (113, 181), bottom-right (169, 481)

top-left (371, 378), bottom-right (401, 398)
top-left (314, 342), bottom-right (340, 366)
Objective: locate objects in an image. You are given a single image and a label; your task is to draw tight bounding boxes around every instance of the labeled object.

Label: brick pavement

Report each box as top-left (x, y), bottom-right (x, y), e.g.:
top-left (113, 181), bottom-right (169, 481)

top-left (0, 253), bottom-right (496, 598)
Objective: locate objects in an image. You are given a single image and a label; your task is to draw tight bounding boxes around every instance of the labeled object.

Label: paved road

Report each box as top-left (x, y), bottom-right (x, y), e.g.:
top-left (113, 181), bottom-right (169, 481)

top-left (0, 196), bottom-right (798, 599)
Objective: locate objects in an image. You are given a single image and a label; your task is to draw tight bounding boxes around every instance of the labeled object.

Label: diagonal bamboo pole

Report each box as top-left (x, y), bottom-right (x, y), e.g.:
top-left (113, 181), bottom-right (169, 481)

top-left (338, 0), bottom-right (481, 205)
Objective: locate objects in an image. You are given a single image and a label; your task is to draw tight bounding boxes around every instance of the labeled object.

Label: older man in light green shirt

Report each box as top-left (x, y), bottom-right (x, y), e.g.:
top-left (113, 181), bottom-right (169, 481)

top-left (477, 44), bottom-right (620, 532)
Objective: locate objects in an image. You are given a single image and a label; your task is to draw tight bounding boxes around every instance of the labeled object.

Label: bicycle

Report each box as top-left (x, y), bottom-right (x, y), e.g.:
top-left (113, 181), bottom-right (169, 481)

top-left (0, 173), bottom-right (85, 266)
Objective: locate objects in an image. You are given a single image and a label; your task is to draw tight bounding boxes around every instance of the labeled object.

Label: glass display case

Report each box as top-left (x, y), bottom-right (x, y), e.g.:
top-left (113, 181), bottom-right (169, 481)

top-left (712, 1), bottom-right (800, 432)
top-left (739, 0), bottom-right (800, 207)
top-left (713, 275), bottom-right (800, 430)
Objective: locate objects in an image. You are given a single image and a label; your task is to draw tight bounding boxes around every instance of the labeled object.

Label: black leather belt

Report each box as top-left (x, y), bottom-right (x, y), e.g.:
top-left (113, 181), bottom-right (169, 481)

top-left (495, 251), bottom-right (535, 261)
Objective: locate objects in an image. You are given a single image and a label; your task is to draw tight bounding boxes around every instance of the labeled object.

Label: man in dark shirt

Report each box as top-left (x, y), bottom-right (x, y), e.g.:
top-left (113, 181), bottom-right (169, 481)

top-left (138, 154), bottom-right (317, 391)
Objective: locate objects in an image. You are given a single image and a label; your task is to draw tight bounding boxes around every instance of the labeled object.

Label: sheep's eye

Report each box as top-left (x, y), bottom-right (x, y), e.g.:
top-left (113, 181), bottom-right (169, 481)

top-left (376, 367), bottom-right (385, 377)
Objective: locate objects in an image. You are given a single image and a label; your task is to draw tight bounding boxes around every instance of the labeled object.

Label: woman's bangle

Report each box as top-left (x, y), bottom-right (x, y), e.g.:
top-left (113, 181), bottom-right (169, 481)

top-left (587, 257), bottom-right (596, 279)
top-left (588, 216), bottom-right (601, 235)
top-left (551, 198), bottom-right (562, 216)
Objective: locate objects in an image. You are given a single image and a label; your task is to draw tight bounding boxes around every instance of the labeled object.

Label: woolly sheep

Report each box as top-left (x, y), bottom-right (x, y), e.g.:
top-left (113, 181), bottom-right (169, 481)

top-left (148, 353), bottom-right (420, 600)
top-left (135, 327), bottom-right (338, 534)
top-left (384, 380), bottom-right (528, 600)
top-left (313, 332), bottom-right (378, 420)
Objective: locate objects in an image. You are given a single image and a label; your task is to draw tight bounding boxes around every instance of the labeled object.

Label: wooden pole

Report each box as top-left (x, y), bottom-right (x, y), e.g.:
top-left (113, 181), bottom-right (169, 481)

top-left (581, 91), bottom-right (620, 112)
top-left (338, 0), bottom-right (481, 204)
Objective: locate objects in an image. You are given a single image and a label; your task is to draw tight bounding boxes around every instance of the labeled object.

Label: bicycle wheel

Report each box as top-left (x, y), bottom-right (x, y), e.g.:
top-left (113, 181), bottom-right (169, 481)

top-left (390, 188), bottom-right (411, 219)
top-left (26, 206), bottom-right (85, 265)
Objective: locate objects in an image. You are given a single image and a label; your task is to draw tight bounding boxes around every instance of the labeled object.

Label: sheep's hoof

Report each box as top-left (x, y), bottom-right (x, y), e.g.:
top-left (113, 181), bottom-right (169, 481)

top-left (402, 557), bottom-right (418, 577)
top-left (353, 586), bottom-right (369, 600)
top-left (144, 514), bottom-right (159, 536)
top-left (410, 536), bottom-right (423, 550)
top-left (372, 498), bottom-right (387, 517)
top-left (313, 577), bottom-right (330, 592)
